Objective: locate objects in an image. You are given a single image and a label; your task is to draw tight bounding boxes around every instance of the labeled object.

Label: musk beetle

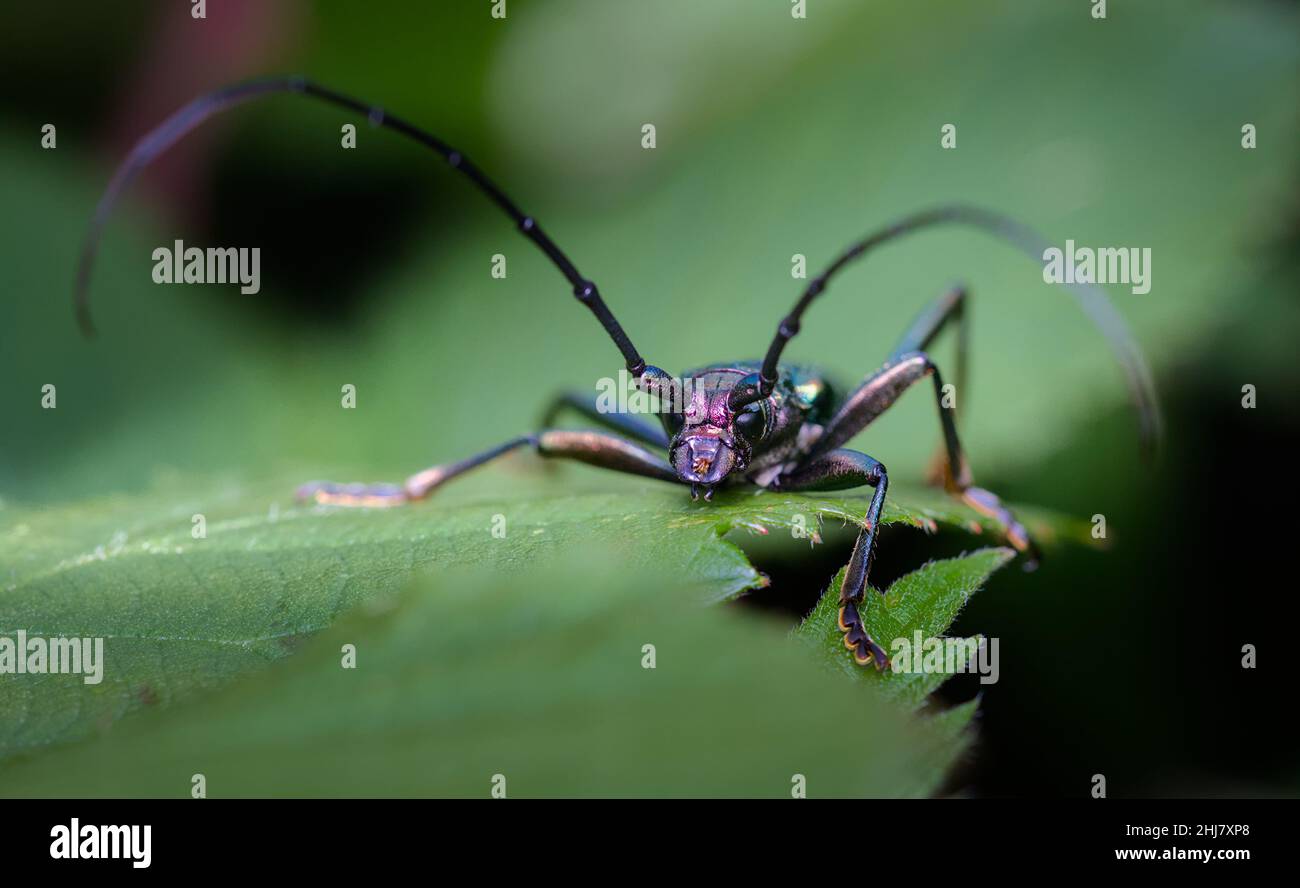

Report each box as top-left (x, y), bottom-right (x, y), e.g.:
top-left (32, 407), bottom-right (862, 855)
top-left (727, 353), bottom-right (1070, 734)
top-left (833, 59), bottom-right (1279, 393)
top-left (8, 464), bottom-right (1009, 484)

top-left (76, 77), bottom-right (1161, 670)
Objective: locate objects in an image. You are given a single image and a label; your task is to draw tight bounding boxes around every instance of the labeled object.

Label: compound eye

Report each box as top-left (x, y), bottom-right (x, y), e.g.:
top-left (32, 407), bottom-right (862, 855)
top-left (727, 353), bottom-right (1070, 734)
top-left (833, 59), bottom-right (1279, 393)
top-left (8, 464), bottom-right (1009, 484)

top-left (664, 410), bottom-right (686, 436)
top-left (734, 405), bottom-right (764, 441)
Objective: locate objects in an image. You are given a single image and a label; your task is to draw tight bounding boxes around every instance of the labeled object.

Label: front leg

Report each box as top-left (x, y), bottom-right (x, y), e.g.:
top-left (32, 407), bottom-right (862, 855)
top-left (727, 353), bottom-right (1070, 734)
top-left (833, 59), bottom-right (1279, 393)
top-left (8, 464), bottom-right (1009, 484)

top-left (539, 390), bottom-right (669, 449)
top-left (299, 429), bottom-right (677, 506)
top-left (777, 449), bottom-right (890, 670)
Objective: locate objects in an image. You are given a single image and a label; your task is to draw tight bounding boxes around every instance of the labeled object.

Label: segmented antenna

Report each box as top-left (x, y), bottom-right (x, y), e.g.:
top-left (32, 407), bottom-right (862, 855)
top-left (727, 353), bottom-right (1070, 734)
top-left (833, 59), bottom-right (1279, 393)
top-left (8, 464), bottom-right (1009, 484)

top-left (742, 205), bottom-right (1162, 455)
top-left (74, 76), bottom-right (648, 375)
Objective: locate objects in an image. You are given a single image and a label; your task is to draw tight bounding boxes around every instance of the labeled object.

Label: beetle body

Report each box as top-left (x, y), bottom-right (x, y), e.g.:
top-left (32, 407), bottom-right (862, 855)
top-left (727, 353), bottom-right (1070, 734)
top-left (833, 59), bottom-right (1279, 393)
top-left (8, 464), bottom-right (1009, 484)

top-left (76, 77), bottom-right (1160, 670)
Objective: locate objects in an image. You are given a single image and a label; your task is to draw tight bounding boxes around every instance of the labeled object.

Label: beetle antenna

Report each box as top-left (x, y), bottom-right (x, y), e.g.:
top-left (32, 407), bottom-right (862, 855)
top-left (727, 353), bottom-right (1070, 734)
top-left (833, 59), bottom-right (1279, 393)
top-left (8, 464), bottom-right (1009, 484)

top-left (747, 205), bottom-right (1162, 456)
top-left (74, 76), bottom-right (648, 375)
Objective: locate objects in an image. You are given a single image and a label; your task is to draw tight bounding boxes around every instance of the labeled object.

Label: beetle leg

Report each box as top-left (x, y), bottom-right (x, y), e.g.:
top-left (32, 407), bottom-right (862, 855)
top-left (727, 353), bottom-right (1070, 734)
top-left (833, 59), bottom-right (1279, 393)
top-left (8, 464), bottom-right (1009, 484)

top-left (298, 429), bottom-right (677, 506)
top-left (775, 449), bottom-right (891, 670)
top-left (805, 349), bottom-right (1038, 567)
top-left (806, 291), bottom-right (1040, 566)
top-left (539, 391), bottom-right (669, 448)
top-left (889, 284), bottom-right (968, 423)
top-left (891, 287), bottom-right (1037, 562)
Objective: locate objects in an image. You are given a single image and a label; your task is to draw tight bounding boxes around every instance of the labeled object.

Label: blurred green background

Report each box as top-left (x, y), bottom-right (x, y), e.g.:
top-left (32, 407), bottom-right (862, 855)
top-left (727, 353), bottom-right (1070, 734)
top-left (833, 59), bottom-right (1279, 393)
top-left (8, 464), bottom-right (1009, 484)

top-left (1, 0), bottom-right (1297, 795)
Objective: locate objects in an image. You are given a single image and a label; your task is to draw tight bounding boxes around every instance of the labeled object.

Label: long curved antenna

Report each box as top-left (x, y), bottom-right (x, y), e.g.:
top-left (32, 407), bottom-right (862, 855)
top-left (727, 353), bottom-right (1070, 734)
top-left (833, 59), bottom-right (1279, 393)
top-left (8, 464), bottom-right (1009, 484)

top-left (74, 76), bottom-right (648, 375)
top-left (739, 205), bottom-right (1162, 455)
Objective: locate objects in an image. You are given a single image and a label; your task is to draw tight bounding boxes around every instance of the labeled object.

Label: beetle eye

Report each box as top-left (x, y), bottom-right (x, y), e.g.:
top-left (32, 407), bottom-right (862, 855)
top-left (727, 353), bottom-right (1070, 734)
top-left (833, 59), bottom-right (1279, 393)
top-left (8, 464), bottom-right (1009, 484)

top-left (664, 410), bottom-right (685, 436)
top-left (734, 406), bottom-right (764, 440)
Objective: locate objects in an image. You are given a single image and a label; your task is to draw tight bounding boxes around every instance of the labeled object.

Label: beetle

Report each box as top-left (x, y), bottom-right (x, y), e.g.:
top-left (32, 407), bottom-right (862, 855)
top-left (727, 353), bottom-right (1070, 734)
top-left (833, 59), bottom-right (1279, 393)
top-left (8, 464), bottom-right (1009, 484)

top-left (76, 77), bottom-right (1161, 670)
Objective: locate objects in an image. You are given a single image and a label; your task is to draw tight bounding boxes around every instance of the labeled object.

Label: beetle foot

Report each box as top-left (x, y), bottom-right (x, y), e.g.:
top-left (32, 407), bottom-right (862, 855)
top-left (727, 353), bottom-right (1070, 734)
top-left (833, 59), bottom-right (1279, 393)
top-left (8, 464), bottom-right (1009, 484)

top-left (296, 481), bottom-right (408, 507)
top-left (837, 601), bottom-right (889, 670)
top-left (960, 486), bottom-right (1040, 570)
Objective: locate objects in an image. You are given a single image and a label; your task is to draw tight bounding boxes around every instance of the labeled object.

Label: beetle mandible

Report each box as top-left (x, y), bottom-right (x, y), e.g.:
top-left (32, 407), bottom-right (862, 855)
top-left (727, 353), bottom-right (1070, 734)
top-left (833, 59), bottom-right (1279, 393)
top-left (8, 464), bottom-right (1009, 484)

top-left (76, 77), bottom-right (1161, 670)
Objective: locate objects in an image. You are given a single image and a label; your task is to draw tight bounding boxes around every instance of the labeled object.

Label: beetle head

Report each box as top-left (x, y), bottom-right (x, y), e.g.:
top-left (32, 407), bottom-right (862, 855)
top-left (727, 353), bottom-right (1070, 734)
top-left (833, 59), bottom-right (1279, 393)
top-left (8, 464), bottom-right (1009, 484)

top-left (654, 373), bottom-right (770, 498)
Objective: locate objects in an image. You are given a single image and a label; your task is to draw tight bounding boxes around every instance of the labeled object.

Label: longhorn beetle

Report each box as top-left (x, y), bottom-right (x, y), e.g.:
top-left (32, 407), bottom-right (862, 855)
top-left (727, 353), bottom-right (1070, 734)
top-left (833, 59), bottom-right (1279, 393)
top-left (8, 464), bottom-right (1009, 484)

top-left (76, 77), bottom-right (1161, 670)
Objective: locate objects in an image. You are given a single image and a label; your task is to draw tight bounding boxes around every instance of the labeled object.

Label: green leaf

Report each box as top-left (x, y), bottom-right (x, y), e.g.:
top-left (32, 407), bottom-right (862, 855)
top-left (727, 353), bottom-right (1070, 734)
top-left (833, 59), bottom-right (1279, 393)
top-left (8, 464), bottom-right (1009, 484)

top-left (794, 548), bottom-right (1016, 710)
top-left (0, 472), bottom-right (1062, 762)
top-left (2, 558), bottom-right (976, 798)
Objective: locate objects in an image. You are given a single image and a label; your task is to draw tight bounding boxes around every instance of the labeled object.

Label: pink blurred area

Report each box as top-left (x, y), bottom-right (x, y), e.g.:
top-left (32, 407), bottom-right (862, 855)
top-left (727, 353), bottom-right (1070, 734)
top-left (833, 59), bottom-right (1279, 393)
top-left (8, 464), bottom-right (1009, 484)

top-left (105, 0), bottom-right (306, 224)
